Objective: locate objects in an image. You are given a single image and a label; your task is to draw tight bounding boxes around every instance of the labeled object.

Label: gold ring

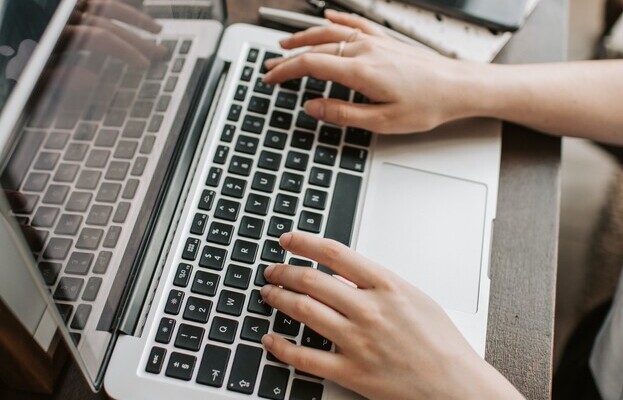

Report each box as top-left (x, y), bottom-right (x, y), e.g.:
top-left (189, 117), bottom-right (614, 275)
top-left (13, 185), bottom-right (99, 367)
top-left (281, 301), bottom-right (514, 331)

top-left (337, 41), bottom-right (346, 57)
top-left (347, 28), bottom-right (361, 43)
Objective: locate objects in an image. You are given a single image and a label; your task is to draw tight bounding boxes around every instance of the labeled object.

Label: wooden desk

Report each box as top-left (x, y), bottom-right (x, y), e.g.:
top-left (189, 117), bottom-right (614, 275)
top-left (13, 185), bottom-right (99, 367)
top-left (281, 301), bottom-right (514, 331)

top-left (1, 0), bottom-right (565, 399)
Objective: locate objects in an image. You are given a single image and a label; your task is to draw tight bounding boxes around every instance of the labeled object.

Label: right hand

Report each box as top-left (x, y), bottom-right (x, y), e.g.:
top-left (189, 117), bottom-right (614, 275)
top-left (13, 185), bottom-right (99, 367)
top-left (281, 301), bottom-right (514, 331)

top-left (263, 10), bottom-right (487, 134)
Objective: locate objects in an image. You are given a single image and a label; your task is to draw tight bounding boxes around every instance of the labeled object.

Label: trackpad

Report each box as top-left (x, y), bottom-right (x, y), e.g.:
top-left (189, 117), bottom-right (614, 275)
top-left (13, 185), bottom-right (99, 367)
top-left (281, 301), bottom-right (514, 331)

top-left (355, 163), bottom-right (488, 313)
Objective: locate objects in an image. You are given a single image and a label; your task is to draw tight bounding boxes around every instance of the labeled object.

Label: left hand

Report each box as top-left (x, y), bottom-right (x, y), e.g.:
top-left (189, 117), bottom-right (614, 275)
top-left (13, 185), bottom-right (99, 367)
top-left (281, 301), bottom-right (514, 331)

top-left (260, 232), bottom-right (524, 400)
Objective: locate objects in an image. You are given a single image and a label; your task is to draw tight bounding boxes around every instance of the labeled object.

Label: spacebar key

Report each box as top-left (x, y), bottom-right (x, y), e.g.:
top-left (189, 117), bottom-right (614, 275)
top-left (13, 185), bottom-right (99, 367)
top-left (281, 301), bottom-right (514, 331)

top-left (319, 172), bottom-right (362, 274)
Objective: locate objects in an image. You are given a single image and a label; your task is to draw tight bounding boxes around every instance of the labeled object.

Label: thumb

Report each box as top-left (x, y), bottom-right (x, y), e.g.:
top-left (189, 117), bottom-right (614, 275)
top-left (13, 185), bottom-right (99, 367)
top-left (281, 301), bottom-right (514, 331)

top-left (304, 98), bottom-right (389, 132)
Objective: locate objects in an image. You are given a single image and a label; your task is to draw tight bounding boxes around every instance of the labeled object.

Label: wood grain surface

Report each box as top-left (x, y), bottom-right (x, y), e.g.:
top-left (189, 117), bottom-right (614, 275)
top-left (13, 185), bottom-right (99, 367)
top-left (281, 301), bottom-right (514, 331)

top-left (0, 0), bottom-right (565, 399)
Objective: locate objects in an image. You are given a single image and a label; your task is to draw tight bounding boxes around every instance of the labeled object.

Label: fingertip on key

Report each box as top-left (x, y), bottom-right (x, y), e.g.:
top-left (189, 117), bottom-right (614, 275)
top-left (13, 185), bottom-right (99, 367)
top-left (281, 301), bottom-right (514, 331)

top-left (279, 232), bottom-right (293, 248)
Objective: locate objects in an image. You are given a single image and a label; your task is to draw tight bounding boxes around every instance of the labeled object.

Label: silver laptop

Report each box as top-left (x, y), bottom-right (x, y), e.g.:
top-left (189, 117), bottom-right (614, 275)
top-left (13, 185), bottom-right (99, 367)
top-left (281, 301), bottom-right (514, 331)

top-left (0, 1), bottom-right (501, 399)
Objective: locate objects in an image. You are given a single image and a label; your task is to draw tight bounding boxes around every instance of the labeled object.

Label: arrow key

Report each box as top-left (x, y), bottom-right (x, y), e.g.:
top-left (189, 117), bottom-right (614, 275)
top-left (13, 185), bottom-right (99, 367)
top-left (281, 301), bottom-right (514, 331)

top-left (197, 344), bottom-right (231, 387)
top-left (258, 365), bottom-right (290, 400)
top-left (240, 315), bottom-right (269, 343)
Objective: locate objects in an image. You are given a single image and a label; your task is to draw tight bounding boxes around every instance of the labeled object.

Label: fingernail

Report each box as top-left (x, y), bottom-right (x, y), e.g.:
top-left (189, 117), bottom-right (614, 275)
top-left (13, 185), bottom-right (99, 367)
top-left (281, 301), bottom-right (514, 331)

top-left (262, 334), bottom-right (274, 349)
top-left (279, 232), bottom-right (293, 248)
top-left (304, 101), bottom-right (325, 119)
top-left (279, 37), bottom-right (291, 45)
top-left (260, 284), bottom-right (274, 297)
top-left (264, 264), bottom-right (276, 279)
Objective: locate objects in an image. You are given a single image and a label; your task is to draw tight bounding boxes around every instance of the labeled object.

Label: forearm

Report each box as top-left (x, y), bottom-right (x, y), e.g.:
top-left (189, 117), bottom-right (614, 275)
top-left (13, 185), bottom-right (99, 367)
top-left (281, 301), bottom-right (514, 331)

top-left (460, 60), bottom-right (623, 144)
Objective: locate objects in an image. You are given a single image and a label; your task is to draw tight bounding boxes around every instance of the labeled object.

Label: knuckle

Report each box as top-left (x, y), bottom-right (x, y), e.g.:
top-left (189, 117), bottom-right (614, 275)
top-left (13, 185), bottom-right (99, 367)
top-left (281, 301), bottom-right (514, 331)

top-left (292, 351), bottom-right (313, 372)
top-left (292, 297), bottom-right (312, 318)
top-left (332, 104), bottom-right (351, 126)
top-left (299, 269), bottom-right (318, 291)
top-left (322, 239), bottom-right (344, 264)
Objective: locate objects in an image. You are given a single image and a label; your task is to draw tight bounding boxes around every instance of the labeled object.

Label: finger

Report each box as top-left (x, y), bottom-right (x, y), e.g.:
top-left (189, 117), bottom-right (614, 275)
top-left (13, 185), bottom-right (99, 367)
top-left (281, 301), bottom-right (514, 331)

top-left (304, 98), bottom-right (392, 133)
top-left (260, 284), bottom-right (350, 345)
top-left (262, 334), bottom-right (346, 380)
top-left (87, 0), bottom-right (162, 33)
top-left (324, 9), bottom-right (387, 37)
top-left (64, 25), bottom-right (149, 67)
top-left (264, 264), bottom-right (361, 316)
top-left (265, 42), bottom-right (358, 71)
top-left (279, 232), bottom-right (387, 288)
top-left (279, 24), bottom-right (365, 50)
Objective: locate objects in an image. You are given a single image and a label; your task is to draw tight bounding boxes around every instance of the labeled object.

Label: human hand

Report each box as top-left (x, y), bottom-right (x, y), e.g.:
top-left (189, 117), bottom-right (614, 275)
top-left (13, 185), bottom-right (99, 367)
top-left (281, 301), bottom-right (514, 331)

top-left (260, 232), bottom-right (524, 400)
top-left (263, 10), bottom-right (488, 134)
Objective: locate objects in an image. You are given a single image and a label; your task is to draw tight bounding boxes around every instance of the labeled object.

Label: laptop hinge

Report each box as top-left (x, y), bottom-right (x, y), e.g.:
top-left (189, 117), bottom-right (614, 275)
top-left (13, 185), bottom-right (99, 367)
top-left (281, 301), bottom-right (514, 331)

top-left (119, 60), bottom-right (231, 336)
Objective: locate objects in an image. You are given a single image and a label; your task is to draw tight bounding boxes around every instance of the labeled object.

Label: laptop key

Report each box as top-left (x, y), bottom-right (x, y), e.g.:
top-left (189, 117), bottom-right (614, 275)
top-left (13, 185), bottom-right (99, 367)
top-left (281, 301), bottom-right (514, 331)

top-left (106, 161), bottom-right (130, 181)
top-left (301, 91), bottom-right (322, 108)
top-left (146, 347), bottom-right (166, 374)
top-left (207, 221), bottom-right (234, 245)
top-left (273, 194), bottom-right (298, 216)
top-left (275, 91), bottom-right (297, 110)
top-left (306, 77), bottom-right (327, 92)
top-left (148, 115), bottom-right (163, 133)
top-left (38, 262), bottom-right (61, 285)
top-left (252, 172), bottom-right (276, 193)
top-left (65, 252), bottom-right (93, 275)
top-left (222, 177), bottom-right (246, 199)
top-left (53, 277), bottom-right (83, 301)
top-left (258, 150), bottom-right (282, 171)
top-left (314, 146), bottom-right (338, 166)
top-left (290, 379), bottom-right (324, 400)
top-left (165, 352), bottom-right (196, 381)
top-left (156, 95), bottom-right (171, 113)
top-left (340, 146), bottom-right (368, 172)
top-left (192, 270), bottom-right (220, 297)
top-left (318, 125), bottom-right (342, 146)
top-left (239, 216), bottom-right (264, 239)
top-left (229, 155), bottom-right (253, 176)
top-left (280, 78), bottom-right (301, 91)
top-left (235, 135), bottom-right (259, 155)
top-left (182, 237), bottom-right (201, 260)
top-left (114, 140), bottom-right (138, 159)
top-left (44, 238), bottom-right (73, 260)
top-left (140, 135), bottom-right (155, 154)
top-left (96, 182), bottom-right (121, 203)
top-left (82, 277), bottom-right (102, 301)
top-left (273, 311), bottom-right (301, 337)
top-left (286, 151), bottom-right (309, 171)
top-left (113, 202), bottom-right (130, 223)
top-left (122, 179), bottom-right (139, 199)
top-left (34, 152), bottom-right (59, 170)
top-left (329, 82), bottom-right (351, 101)
top-left (254, 78), bottom-right (274, 95)
top-left (264, 130), bottom-right (287, 150)
top-left (190, 213), bottom-right (208, 235)
top-left (232, 240), bottom-right (258, 265)
top-left (55, 214), bottom-right (83, 235)
top-left (302, 326), bottom-right (332, 351)
top-left (248, 289), bottom-right (273, 316)
top-left (45, 131), bottom-right (70, 149)
top-left (155, 318), bottom-right (175, 344)
top-left (70, 304), bottom-right (91, 330)
top-left (248, 96), bottom-right (270, 114)
top-left (261, 240), bottom-right (286, 263)
top-left (172, 57), bottom-right (185, 73)
top-left (76, 228), bottom-right (103, 250)
top-left (255, 264), bottom-right (268, 287)
top-left (76, 170), bottom-right (101, 190)
top-left (122, 120), bottom-right (146, 138)
top-left (296, 111), bottom-right (318, 132)
top-left (197, 344), bottom-right (231, 387)
top-left (258, 365), bottom-right (290, 400)
top-left (298, 211), bottom-right (323, 233)
top-left (234, 85), bottom-right (248, 102)
top-left (241, 66), bottom-right (253, 82)
top-left (345, 127), bottom-right (373, 147)
top-left (55, 303), bottom-right (74, 324)
top-left (304, 189), bottom-right (327, 210)
top-left (199, 245), bottom-right (227, 270)
top-left (227, 344), bottom-right (263, 394)
top-left (165, 290), bottom-right (184, 315)
top-left (93, 251), bottom-right (112, 274)
top-left (241, 316), bottom-right (269, 343)
top-left (280, 172), bottom-right (303, 193)
top-left (173, 263), bottom-right (193, 287)
top-left (269, 111), bottom-right (292, 130)
top-left (224, 263), bottom-right (252, 289)
top-left (32, 206), bottom-right (59, 227)
top-left (245, 193), bottom-right (271, 216)
top-left (247, 48), bottom-right (259, 63)
top-left (54, 163), bottom-right (79, 183)
top-left (228, 104), bottom-right (242, 122)
top-left (94, 128), bottom-right (119, 147)
top-left (217, 289), bottom-right (246, 316)
top-left (267, 216), bottom-right (293, 238)
top-left (206, 167), bottom-right (222, 187)
top-left (291, 130), bottom-right (314, 150)
top-left (43, 184), bottom-right (69, 204)
top-left (198, 189), bottom-right (216, 210)
top-left (14, 194), bottom-right (39, 214)
top-left (183, 297), bottom-right (212, 324)
top-left (213, 145), bottom-right (229, 165)
top-left (86, 205), bottom-right (112, 226)
top-left (214, 199), bottom-right (240, 222)
top-left (221, 124), bottom-right (236, 143)
top-left (242, 115), bottom-right (265, 134)
top-left (208, 317), bottom-right (238, 345)
top-left (309, 167), bottom-right (332, 188)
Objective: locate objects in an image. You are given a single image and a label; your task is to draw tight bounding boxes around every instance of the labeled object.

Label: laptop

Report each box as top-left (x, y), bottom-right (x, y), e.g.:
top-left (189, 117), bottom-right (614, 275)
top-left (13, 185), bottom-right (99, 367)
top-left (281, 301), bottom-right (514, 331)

top-left (0, 0), bottom-right (501, 399)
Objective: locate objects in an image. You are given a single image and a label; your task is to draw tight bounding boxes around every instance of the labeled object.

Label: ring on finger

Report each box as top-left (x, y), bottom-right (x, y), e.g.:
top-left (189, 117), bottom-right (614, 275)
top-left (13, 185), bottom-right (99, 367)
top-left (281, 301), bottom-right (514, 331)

top-left (336, 41), bottom-right (346, 57)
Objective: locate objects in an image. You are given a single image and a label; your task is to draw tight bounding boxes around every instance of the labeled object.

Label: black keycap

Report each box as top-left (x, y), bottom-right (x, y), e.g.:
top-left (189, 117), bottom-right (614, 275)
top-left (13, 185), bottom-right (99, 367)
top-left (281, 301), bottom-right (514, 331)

top-left (234, 85), bottom-right (248, 102)
top-left (232, 240), bottom-right (258, 265)
top-left (145, 347), bottom-right (166, 374)
top-left (329, 82), bottom-right (351, 100)
top-left (239, 216), bottom-right (264, 239)
top-left (280, 172), bottom-right (303, 193)
top-left (64, 143), bottom-right (88, 161)
top-left (139, 82), bottom-right (161, 99)
top-left (174, 263), bottom-right (193, 287)
top-left (304, 189), bottom-right (327, 210)
top-left (224, 263), bottom-right (253, 289)
top-left (213, 145), bottom-right (229, 164)
top-left (86, 204), bottom-right (113, 226)
top-left (290, 379), bottom-right (324, 400)
top-left (242, 115), bottom-right (265, 135)
top-left (340, 146), bottom-right (368, 172)
top-left (264, 130), bottom-right (287, 150)
top-left (146, 63), bottom-right (167, 80)
top-left (207, 221), bottom-right (234, 246)
top-left (258, 150), bottom-right (282, 171)
top-left (53, 277), bottom-right (83, 301)
top-left (82, 277), bottom-right (102, 301)
top-left (130, 101), bottom-right (152, 119)
top-left (32, 206), bottom-right (59, 227)
top-left (13, 194), bottom-right (38, 214)
top-left (309, 167), bottom-right (332, 188)
top-left (289, 258), bottom-right (313, 267)
top-left (165, 290), bottom-right (184, 315)
top-left (291, 130), bottom-right (314, 150)
top-left (43, 184), bottom-right (69, 205)
top-left (306, 77), bottom-right (327, 92)
top-left (228, 104), bottom-right (242, 121)
top-left (44, 238), bottom-right (73, 260)
top-left (227, 344), bottom-right (263, 394)
top-left (267, 216), bottom-right (293, 238)
top-left (55, 214), bottom-right (83, 235)
top-left (217, 289), bottom-right (246, 316)
top-left (198, 189), bottom-right (216, 210)
top-left (156, 318), bottom-right (176, 344)
top-left (197, 344), bottom-right (231, 387)
top-left (260, 51), bottom-right (282, 73)
top-left (241, 316), bottom-right (269, 343)
top-left (298, 211), bottom-right (323, 233)
top-left (301, 326), bottom-right (332, 351)
top-left (70, 304), bottom-right (91, 330)
top-left (214, 198), bottom-right (240, 222)
top-left (280, 79), bottom-right (301, 91)
top-left (122, 120), bottom-right (145, 138)
top-left (38, 262), bottom-right (61, 285)
top-left (190, 213), bottom-right (209, 235)
top-left (248, 289), bottom-right (273, 316)
top-left (66, 192), bottom-right (91, 212)
top-left (55, 303), bottom-right (73, 324)
top-left (131, 157), bottom-right (148, 176)
top-left (269, 111), bottom-right (292, 130)
top-left (221, 124), bottom-right (236, 142)
top-left (235, 135), bottom-right (259, 155)
top-left (183, 296), bottom-right (212, 324)
top-left (222, 177), bottom-right (246, 199)
top-left (301, 91), bottom-right (322, 107)
top-left (34, 152), bottom-right (59, 170)
top-left (286, 151), bottom-right (309, 171)
top-left (255, 264), bottom-right (268, 286)
top-left (175, 323), bottom-right (205, 352)
top-left (261, 240), bottom-right (286, 263)
top-left (172, 57), bottom-right (185, 73)
top-left (95, 129), bottom-right (119, 147)
top-left (148, 114), bottom-right (163, 134)
top-left (254, 78), bottom-right (274, 95)
top-left (345, 127), bottom-right (373, 147)
top-left (66, 252), bottom-right (93, 275)
top-left (229, 155), bottom-right (253, 176)
top-left (45, 131), bottom-right (69, 149)
top-left (54, 163), bottom-right (79, 183)
top-left (94, 251), bottom-right (112, 274)
top-left (273, 194), bottom-right (298, 216)
top-left (180, 39), bottom-right (192, 54)
top-left (295, 111), bottom-right (318, 132)
top-left (96, 182), bottom-right (121, 203)
top-left (103, 226), bottom-right (121, 249)
top-left (182, 237), bottom-right (201, 260)
top-left (192, 270), bottom-right (220, 297)
top-left (209, 317), bottom-right (238, 345)
top-left (23, 172), bottom-right (49, 192)
top-left (252, 172), bottom-right (276, 193)
top-left (275, 91), bottom-right (297, 110)
top-left (248, 96), bottom-right (270, 114)
top-left (258, 365), bottom-right (290, 400)
top-left (247, 48), bottom-right (259, 63)
top-left (107, 161), bottom-right (130, 181)
top-left (314, 146), bottom-right (338, 166)
top-left (273, 311), bottom-right (301, 336)
top-left (199, 245), bottom-right (227, 270)
top-left (165, 352), bottom-right (196, 381)
top-left (241, 65), bottom-right (253, 82)
top-left (245, 193), bottom-right (271, 216)
top-left (206, 167), bottom-right (222, 187)
top-left (76, 170), bottom-right (101, 190)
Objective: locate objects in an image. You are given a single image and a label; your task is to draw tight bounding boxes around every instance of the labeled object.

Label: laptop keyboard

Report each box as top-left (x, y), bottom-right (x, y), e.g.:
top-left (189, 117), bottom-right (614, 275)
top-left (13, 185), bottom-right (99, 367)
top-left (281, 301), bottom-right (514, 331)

top-left (6, 38), bottom-right (194, 344)
top-left (145, 46), bottom-right (373, 398)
